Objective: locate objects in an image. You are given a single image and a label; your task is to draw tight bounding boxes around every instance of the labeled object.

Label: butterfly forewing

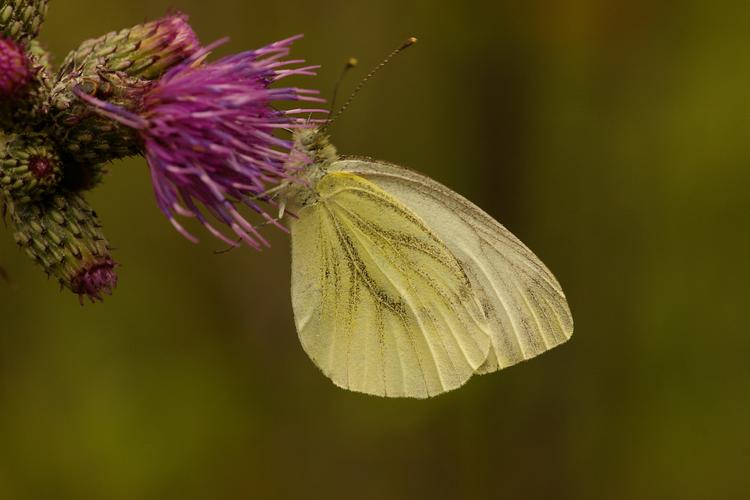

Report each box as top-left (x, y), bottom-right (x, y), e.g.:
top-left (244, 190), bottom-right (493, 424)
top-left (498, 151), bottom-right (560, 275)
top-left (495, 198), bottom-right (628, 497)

top-left (331, 159), bottom-right (573, 373)
top-left (290, 171), bottom-right (491, 398)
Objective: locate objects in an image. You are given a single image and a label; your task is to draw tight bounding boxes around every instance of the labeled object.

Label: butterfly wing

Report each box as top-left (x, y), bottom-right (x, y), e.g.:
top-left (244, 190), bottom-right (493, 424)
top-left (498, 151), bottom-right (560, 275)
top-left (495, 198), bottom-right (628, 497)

top-left (290, 171), bottom-right (491, 398)
top-left (331, 159), bottom-right (573, 373)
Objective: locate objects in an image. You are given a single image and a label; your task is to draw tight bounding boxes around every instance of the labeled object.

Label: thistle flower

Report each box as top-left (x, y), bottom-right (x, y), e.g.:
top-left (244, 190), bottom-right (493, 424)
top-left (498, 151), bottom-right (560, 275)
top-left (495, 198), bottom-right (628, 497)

top-left (0, 130), bottom-right (62, 202)
top-left (0, 36), bottom-right (32, 98)
top-left (48, 13), bottom-right (201, 166)
top-left (0, 0), bottom-right (49, 42)
top-left (75, 35), bottom-right (325, 249)
top-left (9, 191), bottom-right (117, 302)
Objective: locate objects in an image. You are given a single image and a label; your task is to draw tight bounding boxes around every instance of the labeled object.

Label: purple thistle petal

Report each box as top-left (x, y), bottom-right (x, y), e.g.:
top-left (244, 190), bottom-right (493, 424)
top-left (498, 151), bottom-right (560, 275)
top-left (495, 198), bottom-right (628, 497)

top-left (76, 35), bottom-right (325, 248)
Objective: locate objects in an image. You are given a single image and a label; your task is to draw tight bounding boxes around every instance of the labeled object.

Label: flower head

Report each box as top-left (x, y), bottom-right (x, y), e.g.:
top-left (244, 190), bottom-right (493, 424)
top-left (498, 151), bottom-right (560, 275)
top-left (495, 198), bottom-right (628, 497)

top-left (75, 35), bottom-right (325, 249)
top-left (0, 37), bottom-right (32, 97)
top-left (10, 191), bottom-right (118, 303)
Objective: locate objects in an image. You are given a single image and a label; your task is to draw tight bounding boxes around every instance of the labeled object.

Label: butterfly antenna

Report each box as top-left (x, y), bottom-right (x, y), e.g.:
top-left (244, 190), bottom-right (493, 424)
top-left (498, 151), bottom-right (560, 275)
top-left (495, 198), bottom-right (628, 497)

top-left (323, 36), bottom-right (418, 132)
top-left (329, 57), bottom-right (359, 115)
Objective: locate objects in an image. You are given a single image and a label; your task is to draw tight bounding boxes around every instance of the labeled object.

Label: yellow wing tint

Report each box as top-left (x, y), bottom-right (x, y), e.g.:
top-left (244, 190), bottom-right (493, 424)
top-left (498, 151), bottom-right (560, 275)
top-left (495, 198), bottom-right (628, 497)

top-left (290, 172), bottom-right (491, 398)
top-left (331, 159), bottom-right (573, 374)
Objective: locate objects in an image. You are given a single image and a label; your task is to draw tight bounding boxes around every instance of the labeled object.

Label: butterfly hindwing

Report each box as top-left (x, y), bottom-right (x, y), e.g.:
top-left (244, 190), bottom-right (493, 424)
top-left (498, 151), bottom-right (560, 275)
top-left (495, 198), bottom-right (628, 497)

top-left (290, 171), bottom-right (491, 398)
top-left (330, 159), bottom-right (573, 374)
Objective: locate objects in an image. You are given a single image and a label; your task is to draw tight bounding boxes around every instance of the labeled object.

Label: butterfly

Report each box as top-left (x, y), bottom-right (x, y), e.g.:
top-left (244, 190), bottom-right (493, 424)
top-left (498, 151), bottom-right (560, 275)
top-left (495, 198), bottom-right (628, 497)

top-left (278, 127), bottom-right (573, 398)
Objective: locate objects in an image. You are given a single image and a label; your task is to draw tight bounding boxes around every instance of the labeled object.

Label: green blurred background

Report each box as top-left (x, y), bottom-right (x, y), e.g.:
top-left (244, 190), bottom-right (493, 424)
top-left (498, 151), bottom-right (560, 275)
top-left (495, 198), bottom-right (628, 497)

top-left (2, 0), bottom-right (749, 498)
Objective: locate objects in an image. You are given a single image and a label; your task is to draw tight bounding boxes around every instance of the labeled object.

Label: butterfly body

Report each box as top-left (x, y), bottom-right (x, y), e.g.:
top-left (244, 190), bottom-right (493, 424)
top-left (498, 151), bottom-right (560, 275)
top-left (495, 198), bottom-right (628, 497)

top-left (284, 128), bottom-right (573, 398)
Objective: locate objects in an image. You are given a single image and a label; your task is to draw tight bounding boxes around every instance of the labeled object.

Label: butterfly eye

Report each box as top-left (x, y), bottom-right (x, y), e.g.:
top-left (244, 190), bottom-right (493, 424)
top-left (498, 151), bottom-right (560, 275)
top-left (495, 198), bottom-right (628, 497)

top-left (298, 129), bottom-right (316, 146)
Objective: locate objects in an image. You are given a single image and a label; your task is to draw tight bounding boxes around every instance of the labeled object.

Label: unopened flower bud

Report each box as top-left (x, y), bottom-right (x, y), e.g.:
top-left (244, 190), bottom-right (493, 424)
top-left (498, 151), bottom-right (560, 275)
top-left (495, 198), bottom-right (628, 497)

top-left (60, 12), bottom-right (200, 80)
top-left (10, 191), bottom-right (117, 301)
top-left (0, 36), bottom-right (32, 97)
top-left (0, 39), bottom-right (53, 128)
top-left (0, 130), bottom-right (62, 202)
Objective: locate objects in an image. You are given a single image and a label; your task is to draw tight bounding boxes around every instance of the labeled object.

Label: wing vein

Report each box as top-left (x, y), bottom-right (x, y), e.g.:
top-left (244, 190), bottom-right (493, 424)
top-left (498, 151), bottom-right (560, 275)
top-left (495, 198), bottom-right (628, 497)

top-left (321, 201), bottom-right (433, 394)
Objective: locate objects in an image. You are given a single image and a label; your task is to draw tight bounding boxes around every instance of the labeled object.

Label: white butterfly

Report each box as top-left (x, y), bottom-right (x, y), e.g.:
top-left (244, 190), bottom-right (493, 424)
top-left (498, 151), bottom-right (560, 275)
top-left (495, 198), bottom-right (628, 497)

top-left (281, 128), bottom-right (573, 398)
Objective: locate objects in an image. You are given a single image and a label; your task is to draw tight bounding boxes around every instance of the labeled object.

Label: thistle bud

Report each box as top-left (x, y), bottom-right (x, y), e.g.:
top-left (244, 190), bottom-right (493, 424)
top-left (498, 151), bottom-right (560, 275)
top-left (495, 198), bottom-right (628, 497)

top-left (0, 0), bottom-right (49, 42)
top-left (48, 13), bottom-right (200, 166)
top-left (0, 130), bottom-right (62, 202)
top-left (10, 191), bottom-right (118, 301)
top-left (59, 13), bottom-right (200, 80)
top-left (0, 36), bottom-right (32, 98)
top-left (0, 38), bottom-right (54, 128)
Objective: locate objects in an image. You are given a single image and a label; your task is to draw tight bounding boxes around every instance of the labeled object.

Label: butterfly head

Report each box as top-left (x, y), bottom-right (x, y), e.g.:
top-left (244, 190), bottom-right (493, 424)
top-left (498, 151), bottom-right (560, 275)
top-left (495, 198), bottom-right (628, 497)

top-left (279, 127), bottom-right (338, 211)
top-left (293, 127), bottom-right (339, 168)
